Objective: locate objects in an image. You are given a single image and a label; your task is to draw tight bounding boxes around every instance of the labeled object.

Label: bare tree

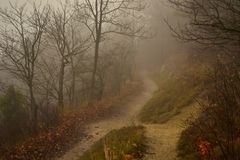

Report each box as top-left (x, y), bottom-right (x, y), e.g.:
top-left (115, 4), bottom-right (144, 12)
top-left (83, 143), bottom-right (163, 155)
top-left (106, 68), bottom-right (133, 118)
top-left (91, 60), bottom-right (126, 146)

top-left (107, 40), bottom-right (135, 94)
top-left (76, 0), bottom-right (146, 101)
top-left (67, 52), bottom-right (88, 106)
top-left (167, 0), bottom-right (240, 159)
top-left (167, 0), bottom-right (240, 57)
top-left (0, 3), bottom-right (50, 131)
top-left (37, 56), bottom-right (59, 106)
top-left (46, 1), bottom-right (89, 110)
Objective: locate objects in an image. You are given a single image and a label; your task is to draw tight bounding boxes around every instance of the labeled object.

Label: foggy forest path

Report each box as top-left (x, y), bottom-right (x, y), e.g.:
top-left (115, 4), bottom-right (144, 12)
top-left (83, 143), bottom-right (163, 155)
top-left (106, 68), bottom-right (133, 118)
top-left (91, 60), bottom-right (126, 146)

top-left (57, 73), bottom-right (197, 160)
top-left (57, 73), bottom-right (157, 160)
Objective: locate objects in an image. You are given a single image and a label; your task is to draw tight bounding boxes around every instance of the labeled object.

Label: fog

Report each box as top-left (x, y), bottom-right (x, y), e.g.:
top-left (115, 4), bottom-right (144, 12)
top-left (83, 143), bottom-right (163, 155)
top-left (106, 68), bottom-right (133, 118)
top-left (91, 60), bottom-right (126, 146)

top-left (1, 0), bottom-right (188, 70)
top-left (0, 0), bottom-right (199, 159)
top-left (1, 0), bottom-right (239, 159)
top-left (138, 0), bottom-right (190, 70)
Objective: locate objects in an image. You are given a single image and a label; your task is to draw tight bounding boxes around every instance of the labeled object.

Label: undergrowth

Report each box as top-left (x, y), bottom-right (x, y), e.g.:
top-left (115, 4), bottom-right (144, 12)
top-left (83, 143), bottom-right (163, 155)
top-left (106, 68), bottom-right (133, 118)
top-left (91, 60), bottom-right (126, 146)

top-left (79, 126), bottom-right (147, 160)
top-left (1, 81), bottom-right (143, 160)
top-left (139, 71), bottom-right (201, 124)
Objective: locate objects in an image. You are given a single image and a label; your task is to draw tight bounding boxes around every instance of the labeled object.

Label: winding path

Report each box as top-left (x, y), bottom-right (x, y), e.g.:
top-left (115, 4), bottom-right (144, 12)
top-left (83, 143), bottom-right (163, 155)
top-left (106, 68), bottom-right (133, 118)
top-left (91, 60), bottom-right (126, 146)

top-left (57, 74), bottom-right (198, 160)
top-left (57, 74), bottom-right (157, 160)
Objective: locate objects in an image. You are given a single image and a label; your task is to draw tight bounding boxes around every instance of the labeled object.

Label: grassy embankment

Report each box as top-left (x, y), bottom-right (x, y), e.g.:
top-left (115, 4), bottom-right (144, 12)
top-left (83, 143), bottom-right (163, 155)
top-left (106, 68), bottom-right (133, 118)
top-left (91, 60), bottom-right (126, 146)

top-left (79, 126), bottom-right (147, 160)
top-left (138, 57), bottom-right (208, 159)
top-left (139, 70), bottom-right (202, 124)
top-left (78, 69), bottom-right (203, 160)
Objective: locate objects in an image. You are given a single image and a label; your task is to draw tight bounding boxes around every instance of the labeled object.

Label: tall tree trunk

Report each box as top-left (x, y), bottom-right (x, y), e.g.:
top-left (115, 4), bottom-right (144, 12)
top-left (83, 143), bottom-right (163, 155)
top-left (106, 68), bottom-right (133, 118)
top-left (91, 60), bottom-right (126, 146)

top-left (89, 0), bottom-right (103, 102)
top-left (70, 57), bottom-right (76, 106)
top-left (58, 58), bottom-right (65, 111)
top-left (98, 78), bottom-right (104, 100)
top-left (29, 82), bottom-right (38, 133)
top-left (90, 38), bottom-right (100, 101)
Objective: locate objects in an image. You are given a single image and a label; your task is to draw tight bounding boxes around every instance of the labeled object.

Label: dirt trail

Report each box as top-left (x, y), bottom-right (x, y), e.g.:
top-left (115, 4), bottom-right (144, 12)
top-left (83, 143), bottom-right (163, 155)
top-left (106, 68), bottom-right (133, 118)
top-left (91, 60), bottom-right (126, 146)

top-left (143, 104), bottom-right (199, 160)
top-left (57, 74), bottom-right (157, 160)
top-left (57, 74), bottom-right (199, 160)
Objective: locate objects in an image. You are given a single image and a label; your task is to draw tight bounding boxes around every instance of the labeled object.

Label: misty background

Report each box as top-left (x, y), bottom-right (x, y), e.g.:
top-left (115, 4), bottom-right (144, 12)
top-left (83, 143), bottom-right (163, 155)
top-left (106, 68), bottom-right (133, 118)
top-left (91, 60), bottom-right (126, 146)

top-left (0, 0), bottom-right (188, 71)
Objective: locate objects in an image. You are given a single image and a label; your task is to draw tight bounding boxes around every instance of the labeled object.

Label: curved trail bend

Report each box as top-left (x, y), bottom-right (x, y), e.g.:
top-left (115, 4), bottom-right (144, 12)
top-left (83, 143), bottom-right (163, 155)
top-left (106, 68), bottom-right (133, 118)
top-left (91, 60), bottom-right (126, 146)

top-left (57, 74), bottom-right (198, 160)
top-left (57, 75), bottom-right (157, 160)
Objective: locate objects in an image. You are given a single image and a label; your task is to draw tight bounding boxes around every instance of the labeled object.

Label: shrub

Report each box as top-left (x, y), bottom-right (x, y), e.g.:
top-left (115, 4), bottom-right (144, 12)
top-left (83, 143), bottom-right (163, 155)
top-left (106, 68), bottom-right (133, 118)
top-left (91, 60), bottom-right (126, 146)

top-left (177, 125), bottom-right (200, 160)
top-left (178, 61), bottom-right (240, 160)
top-left (0, 86), bottom-right (28, 145)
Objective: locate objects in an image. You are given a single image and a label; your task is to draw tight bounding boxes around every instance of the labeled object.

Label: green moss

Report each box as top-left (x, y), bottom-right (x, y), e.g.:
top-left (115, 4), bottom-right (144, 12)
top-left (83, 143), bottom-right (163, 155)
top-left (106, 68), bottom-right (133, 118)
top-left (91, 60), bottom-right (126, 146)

top-left (79, 126), bottom-right (146, 160)
top-left (139, 72), bottom-right (201, 124)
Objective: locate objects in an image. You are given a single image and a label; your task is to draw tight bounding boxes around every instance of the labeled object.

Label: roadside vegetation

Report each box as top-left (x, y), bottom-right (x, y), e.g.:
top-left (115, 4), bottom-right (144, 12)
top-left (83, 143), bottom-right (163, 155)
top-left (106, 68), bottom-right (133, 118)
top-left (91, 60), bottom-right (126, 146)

top-left (139, 63), bottom-right (203, 124)
top-left (79, 126), bottom-right (146, 160)
top-left (177, 125), bottom-right (201, 160)
top-left (177, 63), bottom-right (240, 160)
top-left (0, 81), bottom-right (142, 160)
top-left (0, 86), bottom-right (28, 146)
top-left (167, 0), bottom-right (240, 159)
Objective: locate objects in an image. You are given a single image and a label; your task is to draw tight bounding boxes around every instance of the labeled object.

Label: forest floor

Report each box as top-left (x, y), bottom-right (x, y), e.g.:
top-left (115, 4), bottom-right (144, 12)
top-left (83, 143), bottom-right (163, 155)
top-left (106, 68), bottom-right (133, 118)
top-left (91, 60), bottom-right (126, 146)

top-left (57, 73), bottom-right (199, 160)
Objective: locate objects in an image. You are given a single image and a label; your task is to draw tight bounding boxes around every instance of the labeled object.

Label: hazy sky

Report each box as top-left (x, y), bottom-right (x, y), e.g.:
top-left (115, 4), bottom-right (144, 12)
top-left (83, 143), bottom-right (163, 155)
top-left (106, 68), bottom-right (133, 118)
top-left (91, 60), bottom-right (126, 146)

top-left (1, 0), bottom-right (42, 6)
top-left (136, 0), bottom-right (190, 70)
top-left (0, 0), bottom-right (66, 7)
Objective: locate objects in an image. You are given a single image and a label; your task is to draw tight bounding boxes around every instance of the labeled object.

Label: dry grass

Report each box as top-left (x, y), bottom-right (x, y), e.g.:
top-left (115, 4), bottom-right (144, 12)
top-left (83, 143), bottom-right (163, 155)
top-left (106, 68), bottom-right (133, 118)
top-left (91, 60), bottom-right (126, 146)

top-left (79, 126), bottom-right (146, 160)
top-left (139, 71), bottom-right (202, 124)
